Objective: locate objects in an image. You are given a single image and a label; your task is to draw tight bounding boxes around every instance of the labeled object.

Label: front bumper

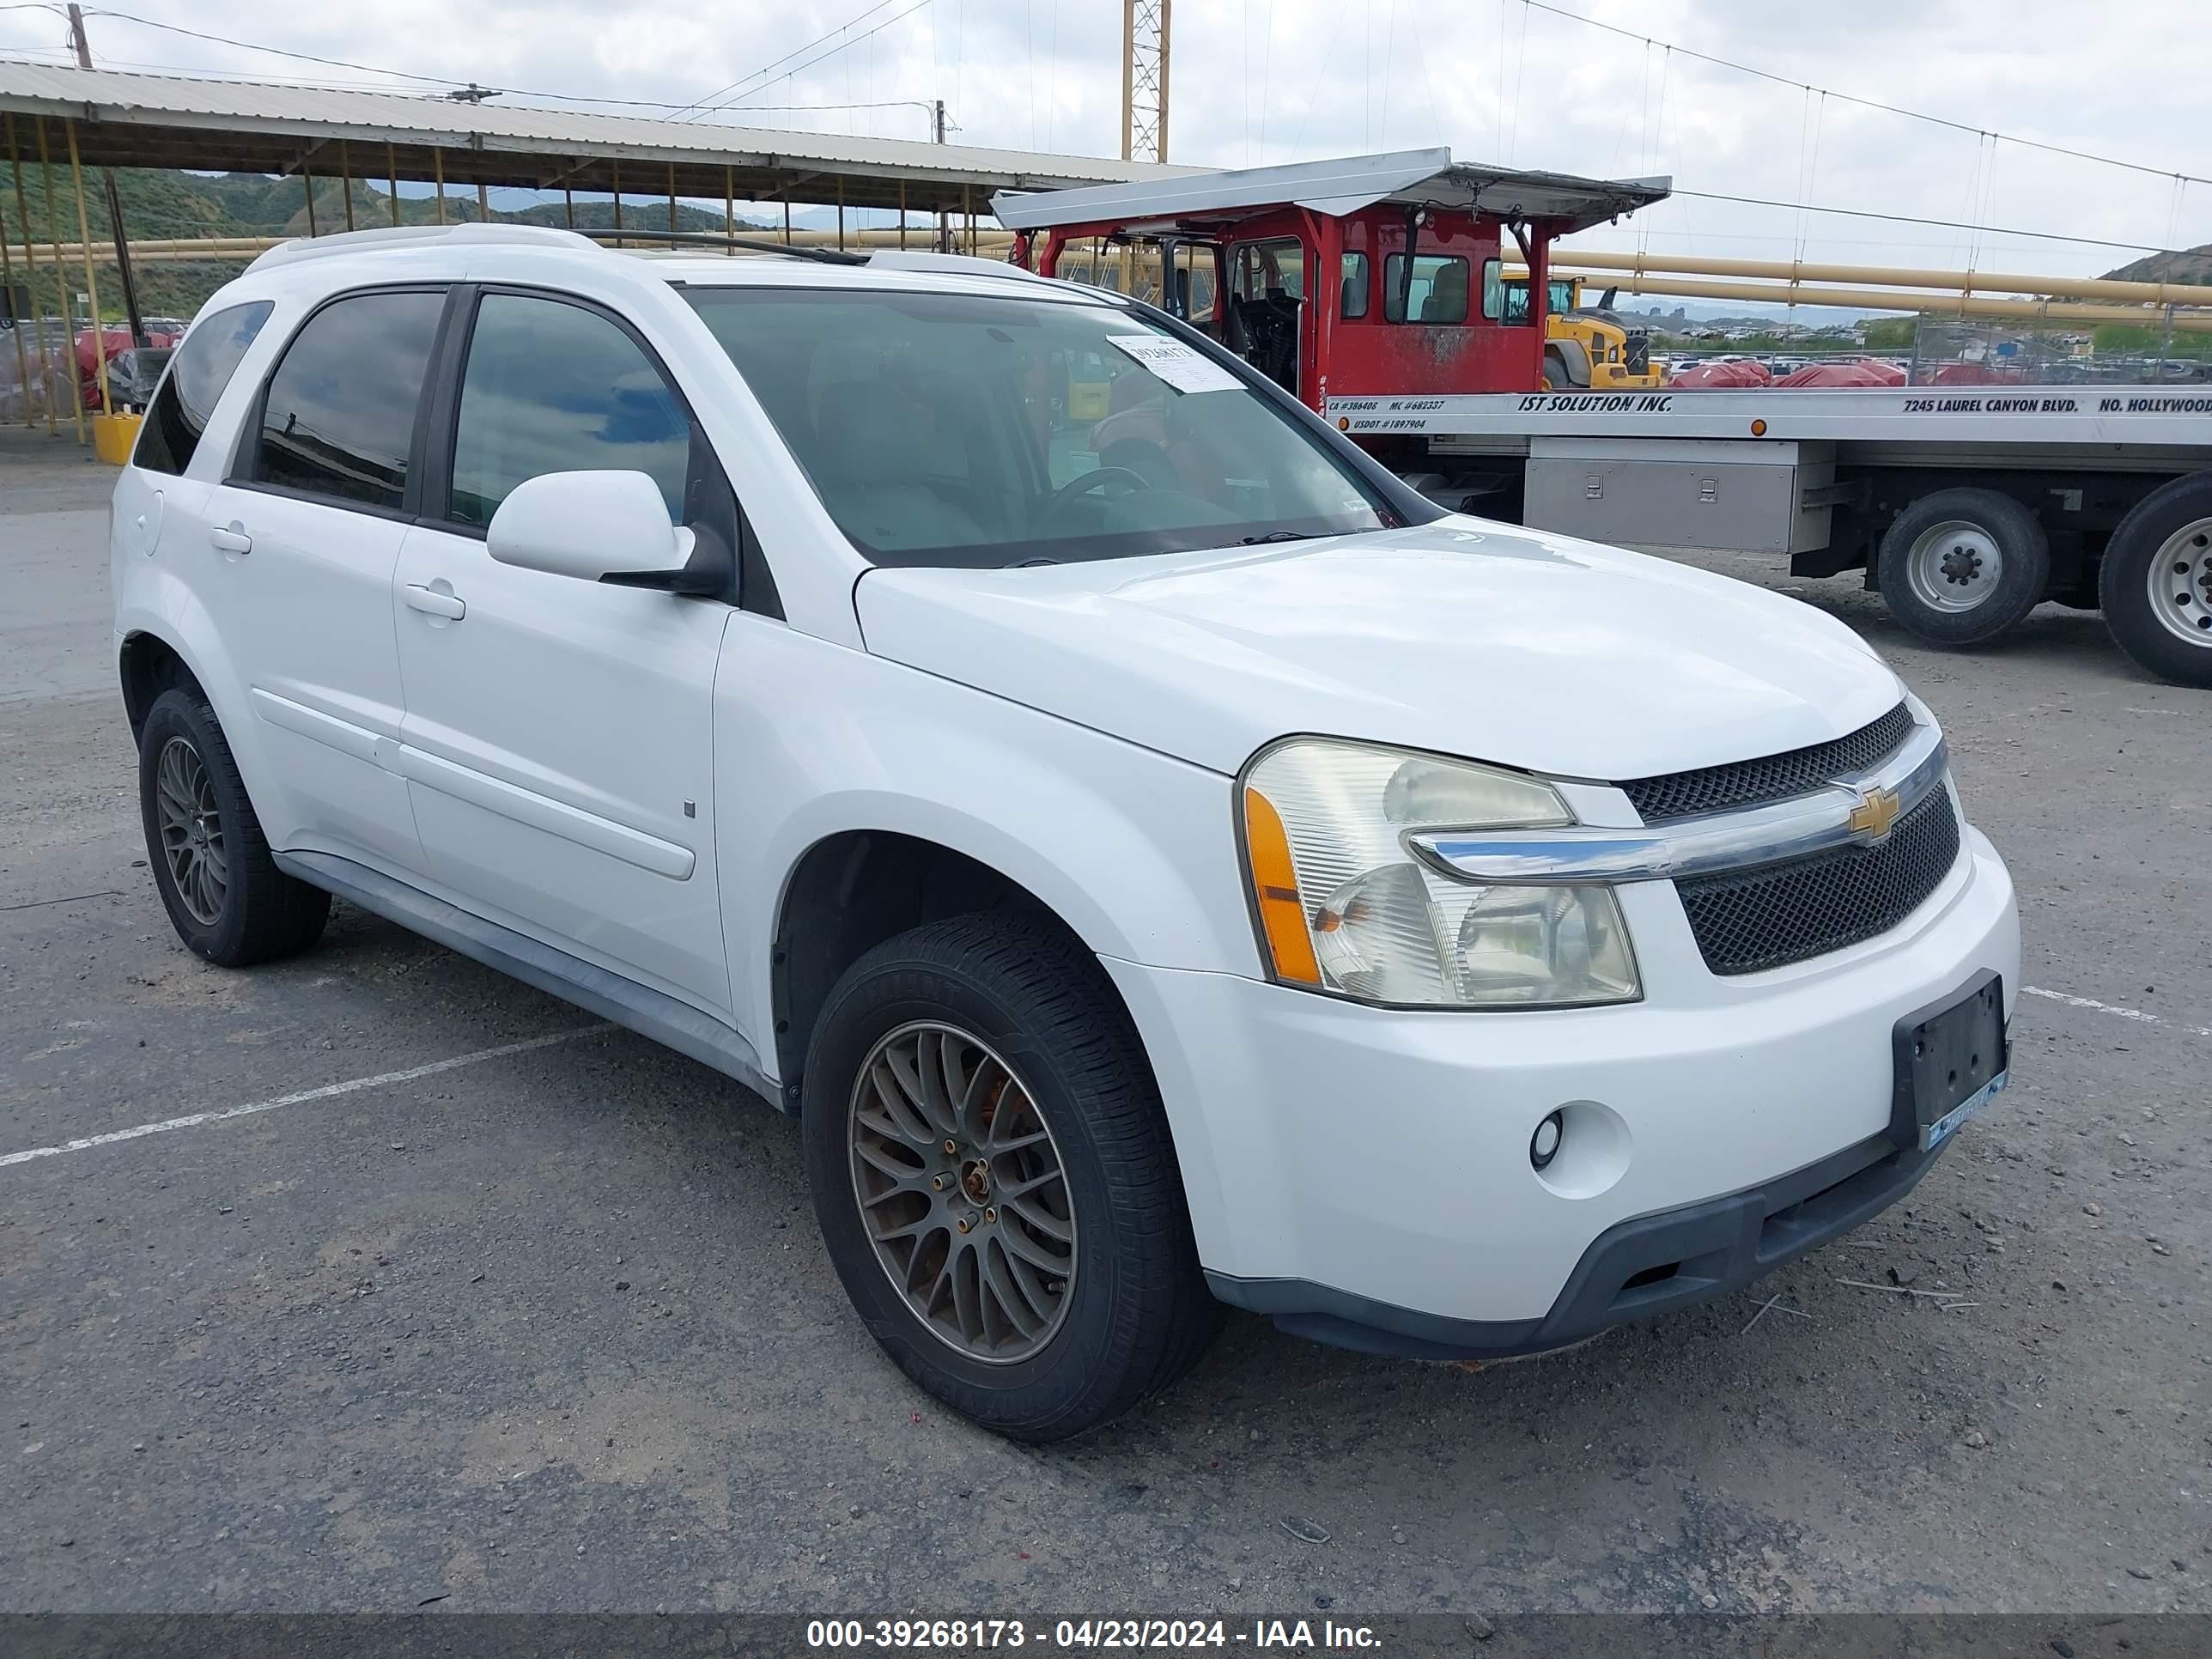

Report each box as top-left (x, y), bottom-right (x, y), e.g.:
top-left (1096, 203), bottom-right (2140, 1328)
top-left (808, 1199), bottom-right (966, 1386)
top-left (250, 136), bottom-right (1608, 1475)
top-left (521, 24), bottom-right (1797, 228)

top-left (1103, 823), bottom-right (2018, 1346)
top-left (1209, 1128), bottom-right (1944, 1360)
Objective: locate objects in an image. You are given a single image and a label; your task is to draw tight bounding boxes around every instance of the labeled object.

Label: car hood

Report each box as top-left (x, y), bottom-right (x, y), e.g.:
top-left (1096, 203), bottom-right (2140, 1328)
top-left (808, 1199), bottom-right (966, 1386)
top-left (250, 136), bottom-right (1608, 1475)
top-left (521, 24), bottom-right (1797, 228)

top-left (854, 520), bottom-right (1904, 781)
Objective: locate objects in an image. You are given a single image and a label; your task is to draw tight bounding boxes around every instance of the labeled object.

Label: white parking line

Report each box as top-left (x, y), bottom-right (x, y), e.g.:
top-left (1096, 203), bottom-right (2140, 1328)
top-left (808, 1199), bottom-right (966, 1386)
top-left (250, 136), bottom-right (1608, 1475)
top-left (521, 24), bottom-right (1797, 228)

top-left (0, 1024), bottom-right (610, 1170)
top-left (2022, 985), bottom-right (2212, 1040)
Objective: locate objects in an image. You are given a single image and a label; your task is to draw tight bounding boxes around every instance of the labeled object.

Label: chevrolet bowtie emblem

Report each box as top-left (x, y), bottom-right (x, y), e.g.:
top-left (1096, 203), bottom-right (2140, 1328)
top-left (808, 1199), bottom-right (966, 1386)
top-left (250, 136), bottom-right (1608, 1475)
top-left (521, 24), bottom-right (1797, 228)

top-left (1846, 784), bottom-right (1903, 842)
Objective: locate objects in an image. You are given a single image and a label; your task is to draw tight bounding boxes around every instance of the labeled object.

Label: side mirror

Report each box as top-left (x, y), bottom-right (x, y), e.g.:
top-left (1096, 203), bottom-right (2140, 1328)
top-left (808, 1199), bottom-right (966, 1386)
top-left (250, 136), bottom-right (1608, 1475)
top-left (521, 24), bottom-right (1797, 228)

top-left (486, 470), bottom-right (698, 587)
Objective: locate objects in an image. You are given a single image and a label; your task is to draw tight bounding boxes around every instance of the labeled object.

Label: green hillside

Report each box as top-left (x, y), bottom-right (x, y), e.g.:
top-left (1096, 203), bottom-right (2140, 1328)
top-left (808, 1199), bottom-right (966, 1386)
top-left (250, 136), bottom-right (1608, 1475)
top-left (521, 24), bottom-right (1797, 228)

top-left (2103, 246), bottom-right (2212, 286)
top-left (3, 166), bottom-right (763, 321)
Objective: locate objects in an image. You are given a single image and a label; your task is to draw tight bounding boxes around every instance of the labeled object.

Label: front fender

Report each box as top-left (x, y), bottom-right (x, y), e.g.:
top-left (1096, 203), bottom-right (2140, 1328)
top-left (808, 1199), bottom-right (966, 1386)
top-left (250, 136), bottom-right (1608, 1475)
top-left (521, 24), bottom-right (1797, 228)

top-left (712, 621), bottom-right (1261, 1060)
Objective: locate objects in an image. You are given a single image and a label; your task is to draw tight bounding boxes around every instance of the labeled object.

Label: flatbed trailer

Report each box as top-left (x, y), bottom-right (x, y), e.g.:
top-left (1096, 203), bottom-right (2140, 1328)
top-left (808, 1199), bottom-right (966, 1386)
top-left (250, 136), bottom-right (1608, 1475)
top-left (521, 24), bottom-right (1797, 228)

top-left (992, 149), bottom-right (2212, 686)
top-left (1332, 384), bottom-right (2212, 686)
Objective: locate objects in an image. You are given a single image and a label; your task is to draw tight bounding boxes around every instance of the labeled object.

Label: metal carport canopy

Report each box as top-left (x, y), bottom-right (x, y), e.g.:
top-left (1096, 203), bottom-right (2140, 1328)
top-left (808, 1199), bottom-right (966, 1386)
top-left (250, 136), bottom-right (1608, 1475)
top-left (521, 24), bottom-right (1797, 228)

top-left (992, 147), bottom-right (1671, 236)
top-left (0, 61), bottom-right (1189, 215)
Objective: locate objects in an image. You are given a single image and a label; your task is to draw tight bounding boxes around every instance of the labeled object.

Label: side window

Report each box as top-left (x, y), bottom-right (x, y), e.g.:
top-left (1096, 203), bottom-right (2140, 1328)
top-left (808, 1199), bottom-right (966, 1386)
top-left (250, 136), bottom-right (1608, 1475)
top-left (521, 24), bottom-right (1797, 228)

top-left (252, 289), bottom-right (444, 510)
top-left (1231, 239), bottom-right (1305, 302)
top-left (135, 300), bottom-right (273, 477)
top-left (447, 292), bottom-right (691, 527)
top-left (1340, 253), bottom-right (1370, 319)
top-left (1481, 260), bottom-right (1506, 322)
top-left (1382, 254), bottom-right (1469, 325)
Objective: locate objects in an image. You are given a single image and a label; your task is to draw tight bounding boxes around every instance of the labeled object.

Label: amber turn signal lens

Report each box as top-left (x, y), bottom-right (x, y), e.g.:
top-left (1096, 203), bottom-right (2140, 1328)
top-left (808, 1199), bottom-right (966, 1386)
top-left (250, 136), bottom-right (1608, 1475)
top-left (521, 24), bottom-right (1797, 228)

top-left (1242, 787), bottom-right (1322, 986)
top-left (1750, 417), bottom-right (1768, 436)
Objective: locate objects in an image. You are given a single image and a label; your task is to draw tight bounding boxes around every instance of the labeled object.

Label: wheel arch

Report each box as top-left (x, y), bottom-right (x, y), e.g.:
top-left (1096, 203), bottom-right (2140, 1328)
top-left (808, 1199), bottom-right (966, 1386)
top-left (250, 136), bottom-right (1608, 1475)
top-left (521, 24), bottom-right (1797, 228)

top-left (768, 826), bottom-right (1141, 1103)
top-left (118, 627), bottom-right (207, 740)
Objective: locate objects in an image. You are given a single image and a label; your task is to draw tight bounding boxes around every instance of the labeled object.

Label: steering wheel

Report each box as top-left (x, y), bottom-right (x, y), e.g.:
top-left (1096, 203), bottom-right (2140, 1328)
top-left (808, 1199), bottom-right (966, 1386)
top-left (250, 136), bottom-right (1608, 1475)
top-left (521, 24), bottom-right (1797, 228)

top-left (1038, 465), bottom-right (1152, 533)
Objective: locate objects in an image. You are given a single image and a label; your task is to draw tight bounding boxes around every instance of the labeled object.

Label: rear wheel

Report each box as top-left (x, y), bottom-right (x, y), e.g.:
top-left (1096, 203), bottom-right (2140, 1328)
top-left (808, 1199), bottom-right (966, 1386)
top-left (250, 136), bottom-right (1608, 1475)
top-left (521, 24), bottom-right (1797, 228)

top-left (2098, 471), bottom-right (2212, 689)
top-left (801, 913), bottom-right (1220, 1441)
top-left (137, 688), bottom-right (330, 966)
top-left (1876, 487), bottom-right (2051, 646)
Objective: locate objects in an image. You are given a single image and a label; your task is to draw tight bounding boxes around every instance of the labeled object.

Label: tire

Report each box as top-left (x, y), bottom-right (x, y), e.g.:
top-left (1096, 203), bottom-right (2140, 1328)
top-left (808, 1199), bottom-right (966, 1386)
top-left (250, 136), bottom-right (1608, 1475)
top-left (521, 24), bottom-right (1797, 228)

top-left (800, 912), bottom-right (1221, 1442)
top-left (137, 687), bottom-right (331, 966)
top-left (1542, 347), bottom-right (1571, 392)
top-left (1875, 488), bottom-right (2051, 646)
top-left (2097, 470), bottom-right (2212, 689)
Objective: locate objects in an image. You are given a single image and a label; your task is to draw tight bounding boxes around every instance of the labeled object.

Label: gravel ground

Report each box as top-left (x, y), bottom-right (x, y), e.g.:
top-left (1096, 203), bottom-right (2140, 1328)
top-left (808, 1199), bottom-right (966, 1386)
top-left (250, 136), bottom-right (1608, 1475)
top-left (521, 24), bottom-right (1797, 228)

top-left (2, 427), bottom-right (2206, 1616)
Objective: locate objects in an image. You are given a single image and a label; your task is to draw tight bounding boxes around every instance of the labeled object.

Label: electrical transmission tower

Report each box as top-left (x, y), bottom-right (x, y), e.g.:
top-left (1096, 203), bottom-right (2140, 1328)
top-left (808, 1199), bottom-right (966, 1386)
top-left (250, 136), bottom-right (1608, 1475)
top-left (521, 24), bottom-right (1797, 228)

top-left (1121, 0), bottom-right (1172, 162)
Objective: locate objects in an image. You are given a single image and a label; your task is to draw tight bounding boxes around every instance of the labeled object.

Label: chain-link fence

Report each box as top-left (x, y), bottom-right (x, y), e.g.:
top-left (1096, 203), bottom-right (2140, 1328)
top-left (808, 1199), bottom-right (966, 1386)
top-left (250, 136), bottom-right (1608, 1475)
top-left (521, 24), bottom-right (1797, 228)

top-left (0, 313), bottom-right (76, 425)
top-left (1911, 314), bottom-right (2212, 388)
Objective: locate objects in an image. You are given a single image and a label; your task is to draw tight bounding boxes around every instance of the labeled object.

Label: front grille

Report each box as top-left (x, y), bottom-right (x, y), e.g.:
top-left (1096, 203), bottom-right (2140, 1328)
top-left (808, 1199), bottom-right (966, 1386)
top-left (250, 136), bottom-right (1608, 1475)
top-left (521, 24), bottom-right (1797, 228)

top-left (1621, 703), bottom-right (1917, 823)
top-left (1676, 789), bottom-right (1962, 975)
top-left (1624, 331), bottom-right (1650, 375)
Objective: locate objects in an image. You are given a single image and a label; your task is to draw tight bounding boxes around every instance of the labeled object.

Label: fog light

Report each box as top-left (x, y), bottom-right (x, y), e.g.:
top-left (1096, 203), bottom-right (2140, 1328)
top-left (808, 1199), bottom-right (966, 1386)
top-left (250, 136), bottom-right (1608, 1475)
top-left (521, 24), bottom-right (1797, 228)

top-left (1530, 1110), bottom-right (1564, 1171)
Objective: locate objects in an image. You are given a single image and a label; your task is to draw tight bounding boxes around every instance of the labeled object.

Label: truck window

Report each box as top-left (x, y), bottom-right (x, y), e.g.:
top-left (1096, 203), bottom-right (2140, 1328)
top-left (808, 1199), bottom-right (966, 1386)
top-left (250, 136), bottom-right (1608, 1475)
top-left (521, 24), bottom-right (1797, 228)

top-left (1340, 253), bottom-right (1370, 319)
top-left (1382, 255), bottom-right (1468, 325)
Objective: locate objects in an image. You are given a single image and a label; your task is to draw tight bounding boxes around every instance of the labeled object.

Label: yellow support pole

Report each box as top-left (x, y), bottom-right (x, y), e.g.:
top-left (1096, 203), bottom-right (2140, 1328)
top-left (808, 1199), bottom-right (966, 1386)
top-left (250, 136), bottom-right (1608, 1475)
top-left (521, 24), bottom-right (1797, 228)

top-left (6, 112), bottom-right (57, 432)
top-left (39, 118), bottom-right (82, 443)
top-left (64, 118), bottom-right (109, 417)
top-left (1, 197), bottom-right (31, 426)
top-left (611, 158), bottom-right (622, 246)
top-left (387, 143), bottom-right (400, 226)
top-left (433, 149), bottom-right (445, 224)
top-left (340, 141), bottom-right (355, 231)
top-left (668, 161), bottom-right (678, 234)
top-left (898, 177), bottom-right (907, 250)
top-left (724, 165), bottom-right (733, 256)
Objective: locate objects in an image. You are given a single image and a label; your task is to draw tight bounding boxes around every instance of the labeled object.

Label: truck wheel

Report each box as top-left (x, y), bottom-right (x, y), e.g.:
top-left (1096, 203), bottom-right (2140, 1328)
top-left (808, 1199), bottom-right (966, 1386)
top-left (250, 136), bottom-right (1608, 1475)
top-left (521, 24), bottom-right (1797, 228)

top-left (1543, 347), bottom-right (1571, 392)
top-left (137, 688), bottom-right (331, 966)
top-left (800, 912), bottom-right (1221, 1442)
top-left (2097, 471), bottom-right (2212, 689)
top-left (1876, 488), bottom-right (2051, 646)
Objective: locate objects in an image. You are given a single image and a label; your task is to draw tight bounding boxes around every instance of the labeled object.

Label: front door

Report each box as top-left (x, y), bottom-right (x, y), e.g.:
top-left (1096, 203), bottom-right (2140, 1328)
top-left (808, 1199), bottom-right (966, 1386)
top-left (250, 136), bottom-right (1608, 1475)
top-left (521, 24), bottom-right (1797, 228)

top-left (391, 288), bottom-right (734, 1015)
top-left (1226, 237), bottom-right (1305, 395)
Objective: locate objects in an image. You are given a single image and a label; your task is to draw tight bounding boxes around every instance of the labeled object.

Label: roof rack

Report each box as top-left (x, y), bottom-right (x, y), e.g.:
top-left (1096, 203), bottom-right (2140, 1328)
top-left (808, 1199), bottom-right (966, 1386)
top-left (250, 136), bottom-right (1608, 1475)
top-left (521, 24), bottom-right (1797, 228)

top-left (245, 222), bottom-right (593, 273)
top-left (573, 227), bottom-right (864, 266)
top-left (865, 249), bottom-right (1051, 283)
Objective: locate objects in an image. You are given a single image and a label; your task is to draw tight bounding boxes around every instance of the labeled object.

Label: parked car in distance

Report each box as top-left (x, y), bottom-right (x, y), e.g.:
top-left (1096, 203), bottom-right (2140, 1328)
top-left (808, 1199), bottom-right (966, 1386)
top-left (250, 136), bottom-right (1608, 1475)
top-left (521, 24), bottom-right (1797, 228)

top-left (111, 224), bottom-right (2020, 1440)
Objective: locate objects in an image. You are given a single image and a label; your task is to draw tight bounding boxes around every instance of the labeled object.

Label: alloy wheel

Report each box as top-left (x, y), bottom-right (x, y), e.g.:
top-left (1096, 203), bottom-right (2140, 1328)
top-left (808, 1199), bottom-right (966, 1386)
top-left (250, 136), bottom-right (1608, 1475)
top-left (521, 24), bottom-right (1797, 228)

top-left (155, 736), bottom-right (228, 926)
top-left (848, 1020), bottom-right (1077, 1364)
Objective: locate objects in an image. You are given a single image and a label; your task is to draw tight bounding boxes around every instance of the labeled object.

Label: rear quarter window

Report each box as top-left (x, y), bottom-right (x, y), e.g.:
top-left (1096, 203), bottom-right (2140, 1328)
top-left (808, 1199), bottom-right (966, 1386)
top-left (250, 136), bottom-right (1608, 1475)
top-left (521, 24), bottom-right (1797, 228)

top-left (132, 301), bottom-right (274, 477)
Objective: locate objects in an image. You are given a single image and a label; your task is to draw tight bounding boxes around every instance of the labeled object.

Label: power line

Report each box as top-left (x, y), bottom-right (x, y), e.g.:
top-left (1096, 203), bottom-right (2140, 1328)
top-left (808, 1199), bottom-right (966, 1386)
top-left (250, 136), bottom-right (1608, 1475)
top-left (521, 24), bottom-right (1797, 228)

top-left (666, 0), bottom-right (920, 123)
top-left (689, 0), bottom-right (937, 124)
top-left (80, 9), bottom-right (458, 87)
top-left (1522, 0), bottom-right (2212, 191)
top-left (1671, 186), bottom-right (2177, 256)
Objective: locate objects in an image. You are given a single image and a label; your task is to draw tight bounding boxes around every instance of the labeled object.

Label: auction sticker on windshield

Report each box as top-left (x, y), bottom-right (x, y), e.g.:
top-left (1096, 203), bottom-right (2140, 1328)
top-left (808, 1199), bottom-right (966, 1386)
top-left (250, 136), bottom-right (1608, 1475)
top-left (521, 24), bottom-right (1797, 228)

top-left (1106, 333), bottom-right (1244, 395)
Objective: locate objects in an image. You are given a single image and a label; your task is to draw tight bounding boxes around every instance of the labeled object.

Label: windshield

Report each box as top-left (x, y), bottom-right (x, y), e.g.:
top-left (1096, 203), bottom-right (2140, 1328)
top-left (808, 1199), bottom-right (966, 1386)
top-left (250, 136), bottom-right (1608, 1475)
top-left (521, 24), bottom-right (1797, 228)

top-left (684, 285), bottom-right (1391, 568)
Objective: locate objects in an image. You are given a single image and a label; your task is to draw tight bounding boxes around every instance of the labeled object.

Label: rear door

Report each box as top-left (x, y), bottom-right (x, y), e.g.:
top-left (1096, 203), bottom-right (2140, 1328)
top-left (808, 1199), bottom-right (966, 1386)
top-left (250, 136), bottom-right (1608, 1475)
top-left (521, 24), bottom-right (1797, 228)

top-left (391, 286), bottom-right (735, 1015)
top-left (200, 286), bottom-right (448, 872)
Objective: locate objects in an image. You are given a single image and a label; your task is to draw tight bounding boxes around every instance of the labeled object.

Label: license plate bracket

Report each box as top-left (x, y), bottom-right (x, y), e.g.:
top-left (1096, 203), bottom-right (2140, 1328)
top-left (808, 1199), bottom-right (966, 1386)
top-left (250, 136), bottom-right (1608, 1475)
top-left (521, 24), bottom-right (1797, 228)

top-left (1889, 969), bottom-right (2008, 1154)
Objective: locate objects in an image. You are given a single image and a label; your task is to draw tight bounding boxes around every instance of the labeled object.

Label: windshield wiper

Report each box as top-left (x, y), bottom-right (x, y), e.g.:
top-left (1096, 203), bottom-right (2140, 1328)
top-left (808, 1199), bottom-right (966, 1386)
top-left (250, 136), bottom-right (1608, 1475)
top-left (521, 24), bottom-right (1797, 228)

top-left (1239, 530), bottom-right (1322, 544)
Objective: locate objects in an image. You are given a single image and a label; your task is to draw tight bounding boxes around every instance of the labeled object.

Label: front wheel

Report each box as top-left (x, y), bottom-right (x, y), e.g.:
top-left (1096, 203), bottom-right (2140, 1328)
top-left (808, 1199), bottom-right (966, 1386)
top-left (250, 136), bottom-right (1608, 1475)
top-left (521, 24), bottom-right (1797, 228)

top-left (2098, 471), bottom-right (2212, 689)
top-left (801, 913), bottom-right (1220, 1441)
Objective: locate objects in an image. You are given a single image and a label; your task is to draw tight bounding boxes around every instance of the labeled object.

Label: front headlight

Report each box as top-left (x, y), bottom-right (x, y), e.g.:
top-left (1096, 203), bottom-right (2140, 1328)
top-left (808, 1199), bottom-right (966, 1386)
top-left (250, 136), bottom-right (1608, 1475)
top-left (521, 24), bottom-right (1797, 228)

top-left (1240, 738), bottom-right (1640, 1008)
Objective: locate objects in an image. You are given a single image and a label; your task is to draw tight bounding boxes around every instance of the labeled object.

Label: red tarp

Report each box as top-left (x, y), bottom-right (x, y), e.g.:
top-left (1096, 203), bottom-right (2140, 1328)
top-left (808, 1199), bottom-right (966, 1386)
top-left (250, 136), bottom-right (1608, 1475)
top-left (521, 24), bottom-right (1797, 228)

top-left (1773, 360), bottom-right (1906, 387)
top-left (1668, 358), bottom-right (1771, 388)
top-left (76, 325), bottom-right (178, 408)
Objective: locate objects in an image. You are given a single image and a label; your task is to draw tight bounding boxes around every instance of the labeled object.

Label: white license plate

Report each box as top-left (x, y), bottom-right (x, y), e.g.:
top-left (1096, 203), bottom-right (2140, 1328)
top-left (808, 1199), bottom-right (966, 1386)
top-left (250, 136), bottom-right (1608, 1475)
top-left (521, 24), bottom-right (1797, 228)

top-left (1920, 1070), bottom-right (2008, 1152)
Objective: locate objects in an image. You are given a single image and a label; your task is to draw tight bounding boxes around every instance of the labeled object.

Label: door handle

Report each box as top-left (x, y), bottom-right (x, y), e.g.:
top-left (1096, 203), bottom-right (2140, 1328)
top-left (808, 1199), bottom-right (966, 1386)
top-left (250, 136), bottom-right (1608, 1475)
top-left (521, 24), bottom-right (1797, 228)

top-left (403, 583), bottom-right (466, 621)
top-left (210, 523), bottom-right (252, 554)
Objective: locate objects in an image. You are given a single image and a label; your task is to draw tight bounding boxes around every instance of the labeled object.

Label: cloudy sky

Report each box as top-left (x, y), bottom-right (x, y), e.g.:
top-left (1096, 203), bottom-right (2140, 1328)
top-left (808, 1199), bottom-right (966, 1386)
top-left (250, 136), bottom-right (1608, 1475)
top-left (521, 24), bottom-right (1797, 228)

top-left (3, 0), bottom-right (2205, 279)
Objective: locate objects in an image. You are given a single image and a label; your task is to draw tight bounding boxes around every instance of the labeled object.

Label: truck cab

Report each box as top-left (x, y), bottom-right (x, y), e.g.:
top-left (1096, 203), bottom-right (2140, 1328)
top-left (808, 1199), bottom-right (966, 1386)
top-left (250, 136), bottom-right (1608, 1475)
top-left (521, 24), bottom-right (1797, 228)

top-left (994, 148), bottom-right (1670, 452)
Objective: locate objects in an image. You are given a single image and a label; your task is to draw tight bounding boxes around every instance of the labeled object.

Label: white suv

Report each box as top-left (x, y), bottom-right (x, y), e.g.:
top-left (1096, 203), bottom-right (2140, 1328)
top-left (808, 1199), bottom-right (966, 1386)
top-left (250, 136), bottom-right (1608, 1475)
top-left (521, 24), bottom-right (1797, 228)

top-left (111, 224), bottom-right (2019, 1440)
